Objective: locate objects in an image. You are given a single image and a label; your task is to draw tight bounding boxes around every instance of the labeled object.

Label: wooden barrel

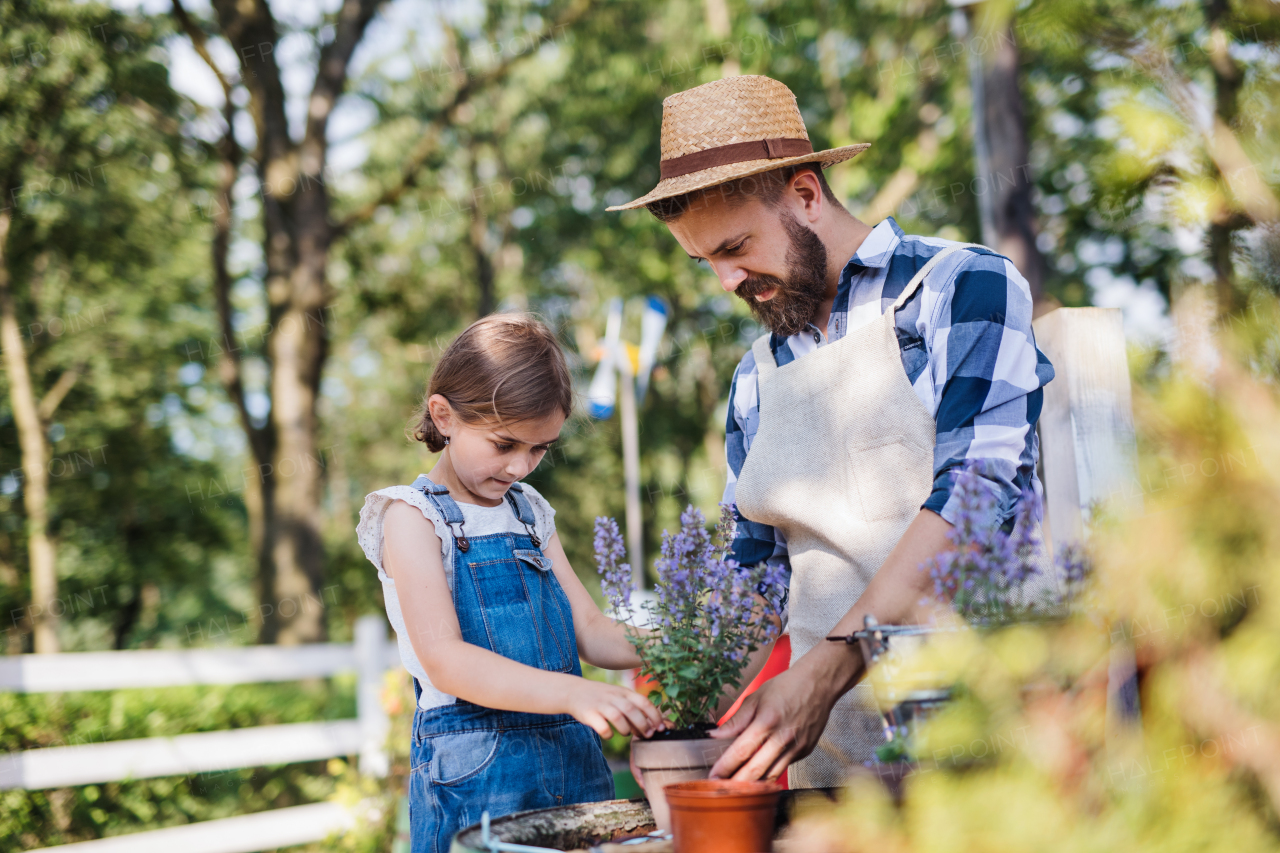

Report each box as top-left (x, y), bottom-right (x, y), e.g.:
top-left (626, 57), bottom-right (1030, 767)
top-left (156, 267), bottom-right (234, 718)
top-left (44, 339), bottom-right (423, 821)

top-left (450, 798), bottom-right (655, 852)
top-left (448, 789), bottom-right (843, 852)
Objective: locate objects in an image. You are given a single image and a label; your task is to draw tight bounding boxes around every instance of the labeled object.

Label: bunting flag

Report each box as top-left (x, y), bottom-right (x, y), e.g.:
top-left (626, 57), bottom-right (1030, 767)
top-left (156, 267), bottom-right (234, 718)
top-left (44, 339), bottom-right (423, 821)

top-left (586, 297), bottom-right (624, 419)
top-left (636, 296), bottom-right (669, 404)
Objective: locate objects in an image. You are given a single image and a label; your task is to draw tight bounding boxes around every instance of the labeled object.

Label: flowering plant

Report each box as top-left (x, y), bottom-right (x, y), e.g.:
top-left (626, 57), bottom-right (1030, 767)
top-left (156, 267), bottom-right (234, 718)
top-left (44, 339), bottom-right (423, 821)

top-left (869, 463), bottom-right (1094, 765)
top-left (924, 460), bottom-right (1092, 624)
top-left (594, 504), bottom-right (784, 730)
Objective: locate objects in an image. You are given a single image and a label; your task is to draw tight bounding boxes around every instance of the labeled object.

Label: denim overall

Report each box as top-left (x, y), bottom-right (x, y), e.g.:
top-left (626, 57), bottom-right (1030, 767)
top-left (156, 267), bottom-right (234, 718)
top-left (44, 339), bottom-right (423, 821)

top-left (406, 476), bottom-right (614, 853)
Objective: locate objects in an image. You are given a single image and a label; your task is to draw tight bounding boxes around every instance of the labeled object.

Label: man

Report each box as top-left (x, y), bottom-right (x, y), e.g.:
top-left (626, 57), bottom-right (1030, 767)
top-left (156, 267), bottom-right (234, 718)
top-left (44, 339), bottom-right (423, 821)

top-left (607, 75), bottom-right (1054, 787)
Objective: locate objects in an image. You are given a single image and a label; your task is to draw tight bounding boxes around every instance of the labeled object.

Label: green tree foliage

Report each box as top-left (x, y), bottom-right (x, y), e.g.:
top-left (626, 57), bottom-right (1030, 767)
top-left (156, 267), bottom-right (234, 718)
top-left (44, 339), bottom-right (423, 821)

top-left (3, 0), bottom-right (1279, 847)
top-left (0, 1), bottom-right (237, 653)
top-left (785, 296), bottom-right (1280, 852)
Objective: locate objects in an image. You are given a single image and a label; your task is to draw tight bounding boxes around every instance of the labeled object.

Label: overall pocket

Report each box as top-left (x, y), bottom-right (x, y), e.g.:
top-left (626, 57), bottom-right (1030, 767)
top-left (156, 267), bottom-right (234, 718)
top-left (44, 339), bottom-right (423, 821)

top-left (522, 562), bottom-right (575, 674)
top-left (467, 555), bottom-right (541, 668)
top-left (428, 728), bottom-right (501, 786)
top-left (513, 549), bottom-right (552, 572)
top-left (468, 553), bottom-right (575, 673)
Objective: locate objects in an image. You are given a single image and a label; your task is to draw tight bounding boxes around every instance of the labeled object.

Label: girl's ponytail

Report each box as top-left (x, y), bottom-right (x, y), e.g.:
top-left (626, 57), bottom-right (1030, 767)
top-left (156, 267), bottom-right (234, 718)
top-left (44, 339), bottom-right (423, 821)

top-left (410, 313), bottom-right (573, 450)
top-left (413, 407), bottom-right (449, 453)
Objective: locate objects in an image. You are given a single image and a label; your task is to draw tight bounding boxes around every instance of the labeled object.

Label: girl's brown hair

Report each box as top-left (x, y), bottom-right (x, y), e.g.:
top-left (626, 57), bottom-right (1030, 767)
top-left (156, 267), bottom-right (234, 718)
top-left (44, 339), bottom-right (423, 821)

top-left (412, 313), bottom-right (573, 452)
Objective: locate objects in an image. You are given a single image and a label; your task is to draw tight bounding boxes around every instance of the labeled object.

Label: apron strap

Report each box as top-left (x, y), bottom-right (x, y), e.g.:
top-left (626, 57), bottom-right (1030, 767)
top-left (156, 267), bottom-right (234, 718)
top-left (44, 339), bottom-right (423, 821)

top-left (890, 242), bottom-right (988, 311)
top-left (751, 333), bottom-right (776, 384)
top-left (411, 474), bottom-right (471, 552)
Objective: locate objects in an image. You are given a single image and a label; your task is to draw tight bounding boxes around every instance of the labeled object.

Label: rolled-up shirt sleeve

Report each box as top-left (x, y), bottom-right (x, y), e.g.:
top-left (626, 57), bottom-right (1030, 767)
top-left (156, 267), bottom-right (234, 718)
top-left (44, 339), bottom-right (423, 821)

top-left (922, 252), bottom-right (1055, 525)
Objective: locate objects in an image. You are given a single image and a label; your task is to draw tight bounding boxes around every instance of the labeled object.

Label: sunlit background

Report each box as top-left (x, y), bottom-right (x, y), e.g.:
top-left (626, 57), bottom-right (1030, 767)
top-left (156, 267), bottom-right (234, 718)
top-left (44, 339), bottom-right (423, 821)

top-left (3, 0), bottom-right (1279, 848)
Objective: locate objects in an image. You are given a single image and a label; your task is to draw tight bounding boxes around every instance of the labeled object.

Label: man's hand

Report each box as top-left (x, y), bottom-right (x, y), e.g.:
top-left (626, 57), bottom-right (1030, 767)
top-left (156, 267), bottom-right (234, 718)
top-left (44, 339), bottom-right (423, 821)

top-left (707, 510), bottom-right (951, 781)
top-left (706, 663), bottom-right (839, 781)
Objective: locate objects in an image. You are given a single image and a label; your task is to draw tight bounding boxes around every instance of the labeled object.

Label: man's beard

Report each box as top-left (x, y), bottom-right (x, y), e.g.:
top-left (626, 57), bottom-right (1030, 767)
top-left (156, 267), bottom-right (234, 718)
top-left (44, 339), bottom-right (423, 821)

top-left (734, 214), bottom-right (829, 338)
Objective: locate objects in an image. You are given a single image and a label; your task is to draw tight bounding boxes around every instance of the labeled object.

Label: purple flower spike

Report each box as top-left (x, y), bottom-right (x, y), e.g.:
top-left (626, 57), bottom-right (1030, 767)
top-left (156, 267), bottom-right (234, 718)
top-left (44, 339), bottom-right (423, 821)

top-left (920, 461), bottom-right (1089, 624)
top-left (593, 502), bottom-right (780, 729)
top-left (593, 517), bottom-right (632, 616)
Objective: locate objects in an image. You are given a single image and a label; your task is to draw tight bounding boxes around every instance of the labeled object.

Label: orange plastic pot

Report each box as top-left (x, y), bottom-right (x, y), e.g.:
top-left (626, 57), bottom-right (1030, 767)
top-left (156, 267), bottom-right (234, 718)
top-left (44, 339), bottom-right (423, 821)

top-left (664, 779), bottom-right (781, 853)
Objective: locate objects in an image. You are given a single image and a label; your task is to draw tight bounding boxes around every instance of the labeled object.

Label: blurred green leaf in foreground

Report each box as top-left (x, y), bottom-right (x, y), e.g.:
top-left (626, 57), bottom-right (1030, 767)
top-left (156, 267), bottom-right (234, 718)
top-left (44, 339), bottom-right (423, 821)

top-left (785, 292), bottom-right (1280, 852)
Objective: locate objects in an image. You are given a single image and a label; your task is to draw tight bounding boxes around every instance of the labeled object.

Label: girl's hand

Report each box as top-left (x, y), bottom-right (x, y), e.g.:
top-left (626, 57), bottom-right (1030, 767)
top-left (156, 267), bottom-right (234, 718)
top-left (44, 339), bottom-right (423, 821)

top-left (566, 680), bottom-right (667, 739)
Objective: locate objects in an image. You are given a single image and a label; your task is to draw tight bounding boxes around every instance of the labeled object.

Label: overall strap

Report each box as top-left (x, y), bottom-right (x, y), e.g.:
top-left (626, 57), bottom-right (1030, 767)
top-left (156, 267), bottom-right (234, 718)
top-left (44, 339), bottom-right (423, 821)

top-left (891, 242), bottom-right (987, 311)
top-left (751, 333), bottom-right (776, 383)
top-left (411, 474), bottom-right (471, 552)
top-left (504, 482), bottom-right (542, 548)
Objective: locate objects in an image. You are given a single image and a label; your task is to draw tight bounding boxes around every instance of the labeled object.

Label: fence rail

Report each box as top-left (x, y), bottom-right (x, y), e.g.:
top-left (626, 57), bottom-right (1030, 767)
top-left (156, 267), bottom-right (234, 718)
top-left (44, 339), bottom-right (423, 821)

top-left (0, 640), bottom-right (398, 693)
top-left (27, 802), bottom-right (355, 853)
top-left (5, 615), bottom-right (400, 852)
top-left (1, 720), bottom-right (363, 790)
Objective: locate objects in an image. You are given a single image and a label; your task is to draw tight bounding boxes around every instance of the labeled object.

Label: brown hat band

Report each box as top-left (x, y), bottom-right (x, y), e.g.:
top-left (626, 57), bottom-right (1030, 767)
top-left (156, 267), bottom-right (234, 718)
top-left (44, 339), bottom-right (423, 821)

top-left (658, 137), bottom-right (814, 180)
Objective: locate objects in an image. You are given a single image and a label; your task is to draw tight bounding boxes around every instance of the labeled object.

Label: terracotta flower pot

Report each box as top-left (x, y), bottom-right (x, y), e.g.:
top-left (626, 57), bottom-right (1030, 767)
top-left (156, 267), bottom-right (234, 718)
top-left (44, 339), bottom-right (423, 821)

top-left (630, 734), bottom-right (730, 831)
top-left (665, 779), bottom-right (781, 853)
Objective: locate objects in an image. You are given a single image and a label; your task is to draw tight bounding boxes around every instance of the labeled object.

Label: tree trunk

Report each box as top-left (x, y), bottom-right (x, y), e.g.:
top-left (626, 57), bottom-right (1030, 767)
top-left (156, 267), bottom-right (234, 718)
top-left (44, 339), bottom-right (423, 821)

top-left (468, 150), bottom-right (498, 317)
top-left (975, 15), bottom-right (1049, 307)
top-left (1203, 0), bottom-right (1243, 317)
top-left (262, 299), bottom-right (329, 644)
top-left (204, 0), bottom-right (379, 643)
top-left (185, 0), bottom-right (580, 641)
top-left (208, 104), bottom-right (281, 642)
top-left (252, 72), bottom-right (330, 646)
top-left (470, 215), bottom-right (497, 317)
top-left (0, 209), bottom-right (58, 653)
top-left (112, 585), bottom-right (142, 650)
top-left (169, 1), bottom-right (288, 637)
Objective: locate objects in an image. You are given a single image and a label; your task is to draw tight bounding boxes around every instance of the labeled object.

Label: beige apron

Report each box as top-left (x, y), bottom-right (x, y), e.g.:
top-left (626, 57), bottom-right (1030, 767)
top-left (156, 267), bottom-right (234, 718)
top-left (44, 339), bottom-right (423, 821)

top-left (734, 244), bottom-right (978, 789)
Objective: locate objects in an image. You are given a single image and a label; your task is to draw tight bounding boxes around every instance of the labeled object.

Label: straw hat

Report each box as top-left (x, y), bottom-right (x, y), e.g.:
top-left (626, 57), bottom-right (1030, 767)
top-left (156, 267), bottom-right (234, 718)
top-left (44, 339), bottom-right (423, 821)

top-left (607, 75), bottom-right (870, 212)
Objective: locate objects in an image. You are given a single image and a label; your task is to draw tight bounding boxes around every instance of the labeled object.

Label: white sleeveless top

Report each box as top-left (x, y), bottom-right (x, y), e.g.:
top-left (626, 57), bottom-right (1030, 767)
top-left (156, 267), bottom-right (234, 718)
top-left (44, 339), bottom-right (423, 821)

top-left (355, 478), bottom-right (558, 710)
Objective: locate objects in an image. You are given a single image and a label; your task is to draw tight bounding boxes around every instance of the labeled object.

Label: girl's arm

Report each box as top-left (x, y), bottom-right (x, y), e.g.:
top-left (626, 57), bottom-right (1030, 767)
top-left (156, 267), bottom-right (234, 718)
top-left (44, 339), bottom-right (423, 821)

top-left (541, 531), bottom-right (648, 670)
top-left (382, 501), bottom-right (664, 738)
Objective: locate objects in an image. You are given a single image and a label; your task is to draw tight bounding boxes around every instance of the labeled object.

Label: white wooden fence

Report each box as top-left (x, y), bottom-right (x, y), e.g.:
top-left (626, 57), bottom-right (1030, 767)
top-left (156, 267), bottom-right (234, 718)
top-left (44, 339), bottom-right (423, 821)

top-left (3, 614), bottom-right (401, 853)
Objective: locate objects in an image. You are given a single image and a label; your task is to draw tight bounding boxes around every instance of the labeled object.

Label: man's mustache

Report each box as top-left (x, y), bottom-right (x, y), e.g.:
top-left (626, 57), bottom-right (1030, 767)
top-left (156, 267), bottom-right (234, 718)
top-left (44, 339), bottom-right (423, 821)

top-left (735, 274), bottom-right (786, 302)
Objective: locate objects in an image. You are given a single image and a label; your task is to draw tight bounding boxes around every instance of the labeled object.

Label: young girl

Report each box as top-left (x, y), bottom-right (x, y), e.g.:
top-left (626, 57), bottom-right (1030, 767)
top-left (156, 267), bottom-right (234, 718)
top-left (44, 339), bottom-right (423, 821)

top-left (356, 314), bottom-right (664, 853)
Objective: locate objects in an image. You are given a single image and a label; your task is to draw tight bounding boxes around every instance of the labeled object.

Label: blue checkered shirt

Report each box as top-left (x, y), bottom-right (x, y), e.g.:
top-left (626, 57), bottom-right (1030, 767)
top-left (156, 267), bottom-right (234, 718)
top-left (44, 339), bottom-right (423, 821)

top-left (725, 217), bottom-right (1055, 622)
